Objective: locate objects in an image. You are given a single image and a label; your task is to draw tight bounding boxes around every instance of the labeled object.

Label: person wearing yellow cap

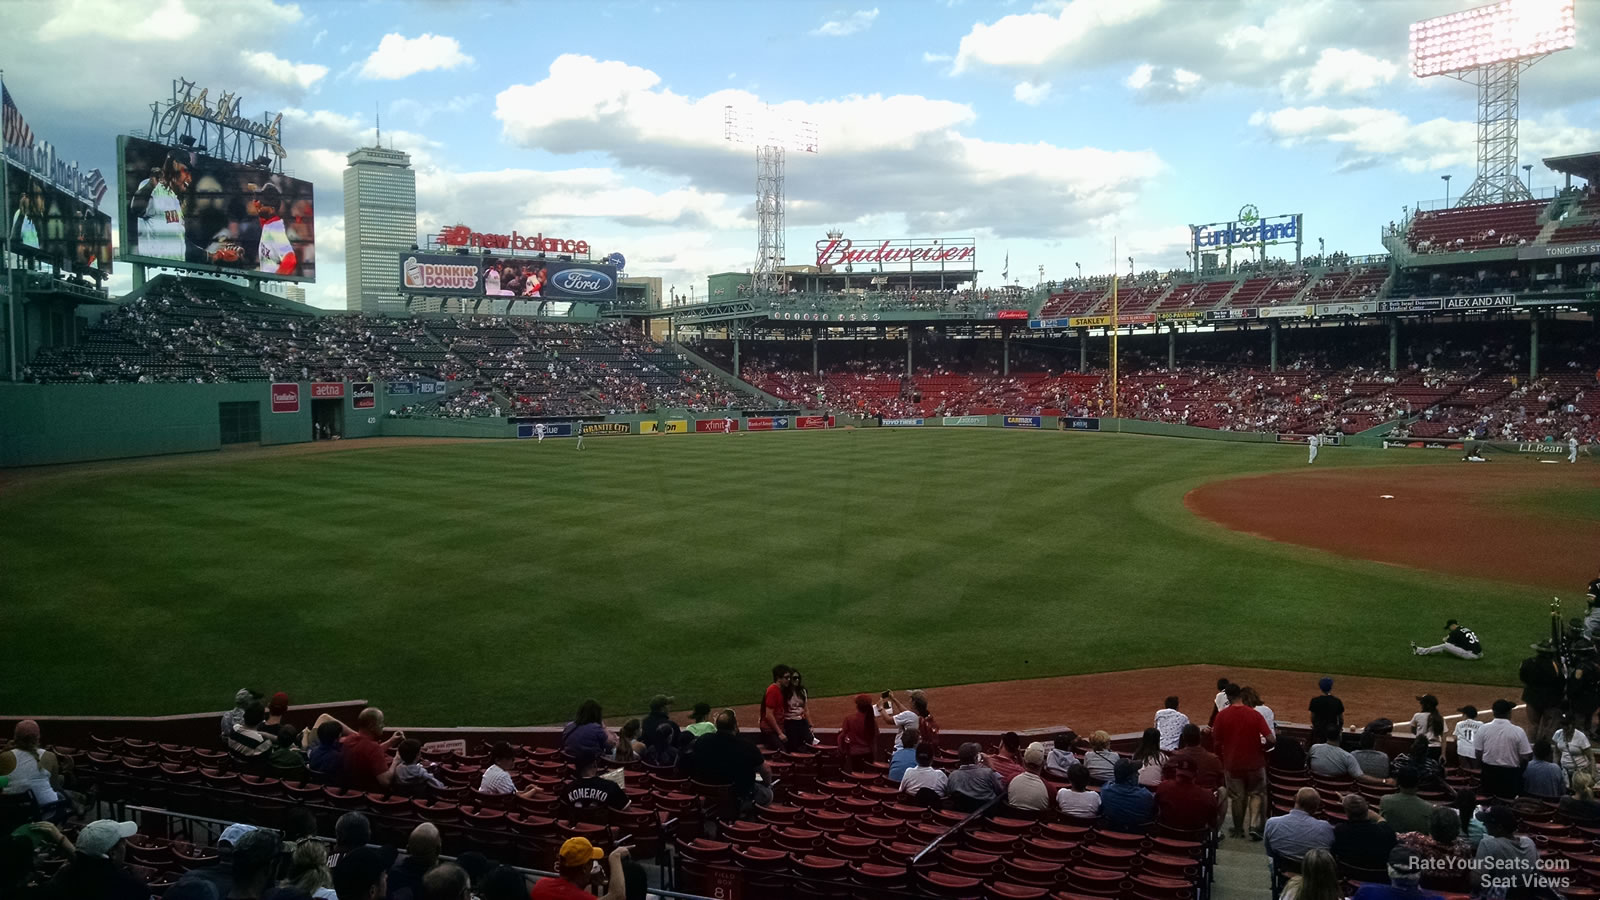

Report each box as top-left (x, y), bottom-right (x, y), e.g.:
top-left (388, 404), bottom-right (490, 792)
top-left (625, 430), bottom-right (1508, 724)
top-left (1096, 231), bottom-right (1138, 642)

top-left (530, 838), bottom-right (630, 899)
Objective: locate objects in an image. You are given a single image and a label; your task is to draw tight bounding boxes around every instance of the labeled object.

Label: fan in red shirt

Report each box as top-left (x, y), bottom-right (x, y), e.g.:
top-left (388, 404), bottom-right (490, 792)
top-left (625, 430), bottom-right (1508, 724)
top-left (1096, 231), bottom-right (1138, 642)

top-left (837, 694), bottom-right (879, 771)
top-left (1154, 759), bottom-right (1223, 832)
top-left (340, 707), bottom-right (403, 791)
top-left (759, 665), bottom-right (792, 751)
top-left (1211, 685), bottom-right (1274, 839)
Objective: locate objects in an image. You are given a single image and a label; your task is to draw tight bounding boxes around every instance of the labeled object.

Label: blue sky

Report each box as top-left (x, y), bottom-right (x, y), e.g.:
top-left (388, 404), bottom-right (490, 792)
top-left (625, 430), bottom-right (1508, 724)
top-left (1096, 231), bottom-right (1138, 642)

top-left (6, 0), bottom-right (1598, 307)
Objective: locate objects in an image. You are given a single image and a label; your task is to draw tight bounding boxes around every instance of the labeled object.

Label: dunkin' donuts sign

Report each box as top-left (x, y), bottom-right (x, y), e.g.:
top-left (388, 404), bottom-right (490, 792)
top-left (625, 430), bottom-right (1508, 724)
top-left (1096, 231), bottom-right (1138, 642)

top-left (403, 255), bottom-right (479, 292)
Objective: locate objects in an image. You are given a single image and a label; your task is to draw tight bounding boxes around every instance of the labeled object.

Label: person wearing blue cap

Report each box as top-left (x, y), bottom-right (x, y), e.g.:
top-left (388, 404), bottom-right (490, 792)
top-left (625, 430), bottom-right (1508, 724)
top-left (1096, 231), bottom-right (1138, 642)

top-left (1309, 678), bottom-right (1344, 737)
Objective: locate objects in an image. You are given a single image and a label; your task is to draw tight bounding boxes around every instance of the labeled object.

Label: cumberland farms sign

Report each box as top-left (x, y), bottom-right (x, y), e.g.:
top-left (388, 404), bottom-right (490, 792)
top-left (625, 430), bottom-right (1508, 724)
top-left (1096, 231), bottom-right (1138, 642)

top-left (814, 236), bottom-right (976, 269)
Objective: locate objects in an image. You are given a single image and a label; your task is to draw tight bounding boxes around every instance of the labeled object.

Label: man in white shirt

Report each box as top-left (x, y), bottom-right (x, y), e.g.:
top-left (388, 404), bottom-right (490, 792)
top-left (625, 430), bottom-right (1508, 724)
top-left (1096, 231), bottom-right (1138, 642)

top-left (898, 744), bottom-right (947, 800)
top-left (878, 690), bottom-right (922, 752)
top-left (1453, 705), bottom-right (1483, 771)
top-left (1006, 747), bottom-right (1050, 812)
top-left (1154, 697), bottom-right (1189, 752)
top-left (1476, 699), bottom-right (1533, 799)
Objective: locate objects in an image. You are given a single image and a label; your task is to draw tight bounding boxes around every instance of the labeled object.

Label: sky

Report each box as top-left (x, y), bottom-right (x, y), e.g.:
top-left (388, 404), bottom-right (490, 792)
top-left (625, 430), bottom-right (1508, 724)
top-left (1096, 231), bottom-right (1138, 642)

top-left (5, 0), bottom-right (1599, 308)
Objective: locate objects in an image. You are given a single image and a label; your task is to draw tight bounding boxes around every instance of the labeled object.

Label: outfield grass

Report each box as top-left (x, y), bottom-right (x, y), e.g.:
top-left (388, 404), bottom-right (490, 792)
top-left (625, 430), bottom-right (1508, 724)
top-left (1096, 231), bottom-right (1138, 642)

top-left (1, 429), bottom-right (1547, 725)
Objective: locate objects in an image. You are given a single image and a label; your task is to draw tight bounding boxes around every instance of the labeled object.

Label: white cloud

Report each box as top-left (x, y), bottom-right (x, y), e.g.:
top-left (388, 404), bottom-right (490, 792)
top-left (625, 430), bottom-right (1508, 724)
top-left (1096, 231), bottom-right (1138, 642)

top-left (814, 8), bottom-right (880, 37)
top-left (1249, 106), bottom-right (1600, 174)
top-left (243, 51), bottom-right (329, 94)
top-left (493, 55), bottom-right (1164, 240)
top-left (390, 94), bottom-right (483, 126)
top-left (1013, 81), bottom-right (1052, 105)
top-left (922, 51), bottom-right (953, 64)
top-left (1279, 48), bottom-right (1398, 100)
top-left (952, 0), bottom-right (1164, 74)
top-left (1124, 64), bottom-right (1202, 101)
top-left (312, 29), bottom-right (327, 47)
top-left (359, 33), bottom-right (473, 80)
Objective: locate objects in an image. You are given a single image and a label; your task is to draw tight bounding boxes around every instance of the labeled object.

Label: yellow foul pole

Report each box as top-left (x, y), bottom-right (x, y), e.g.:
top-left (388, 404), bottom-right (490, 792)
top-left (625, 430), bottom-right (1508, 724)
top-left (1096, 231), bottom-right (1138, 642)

top-left (1110, 237), bottom-right (1119, 418)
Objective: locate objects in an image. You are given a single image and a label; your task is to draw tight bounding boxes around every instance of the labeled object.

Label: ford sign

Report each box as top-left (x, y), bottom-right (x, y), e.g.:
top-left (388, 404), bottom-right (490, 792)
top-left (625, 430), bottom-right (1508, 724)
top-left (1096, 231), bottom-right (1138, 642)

top-left (549, 268), bottom-right (614, 296)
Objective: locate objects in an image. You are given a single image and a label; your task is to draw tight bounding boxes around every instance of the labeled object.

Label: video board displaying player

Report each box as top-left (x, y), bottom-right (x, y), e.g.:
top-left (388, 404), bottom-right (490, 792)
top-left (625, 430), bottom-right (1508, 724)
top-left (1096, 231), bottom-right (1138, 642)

top-left (3, 164), bottom-right (114, 279)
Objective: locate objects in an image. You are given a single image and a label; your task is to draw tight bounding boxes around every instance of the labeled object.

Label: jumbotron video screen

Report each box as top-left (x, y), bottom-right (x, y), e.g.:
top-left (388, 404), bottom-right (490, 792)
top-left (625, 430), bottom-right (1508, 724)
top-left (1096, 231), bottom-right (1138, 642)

top-left (117, 135), bottom-right (315, 281)
top-left (3, 161), bottom-right (113, 276)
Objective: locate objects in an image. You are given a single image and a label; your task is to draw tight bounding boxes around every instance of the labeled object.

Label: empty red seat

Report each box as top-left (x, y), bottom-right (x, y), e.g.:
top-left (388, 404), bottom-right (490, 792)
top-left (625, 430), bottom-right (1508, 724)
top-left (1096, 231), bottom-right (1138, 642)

top-left (964, 831), bottom-right (1019, 856)
top-left (825, 833), bottom-right (876, 862)
top-left (987, 882), bottom-right (1052, 900)
top-left (772, 826), bottom-right (823, 855)
top-left (943, 849), bottom-right (1002, 879)
top-left (1022, 838), bottom-right (1076, 864)
top-left (1005, 857), bottom-right (1065, 887)
top-left (1064, 866), bottom-right (1124, 897)
top-left (851, 861), bottom-right (907, 890)
top-left (806, 809), bottom-right (852, 833)
top-left (921, 871), bottom-right (984, 899)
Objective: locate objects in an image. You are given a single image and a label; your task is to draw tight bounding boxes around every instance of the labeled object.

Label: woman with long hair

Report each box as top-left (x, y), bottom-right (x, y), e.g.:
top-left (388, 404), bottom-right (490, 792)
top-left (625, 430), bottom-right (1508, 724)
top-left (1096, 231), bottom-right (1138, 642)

top-left (838, 694), bottom-right (879, 772)
top-left (610, 719), bottom-right (642, 763)
top-left (784, 670), bottom-right (815, 750)
top-left (1559, 771), bottom-right (1600, 822)
top-left (562, 699), bottom-right (616, 759)
top-left (1552, 713), bottom-right (1594, 780)
top-left (1280, 848), bottom-right (1340, 900)
top-left (280, 838), bottom-right (336, 899)
top-left (1394, 734), bottom-right (1446, 789)
top-left (1409, 695), bottom-right (1445, 755)
top-left (1132, 727), bottom-right (1167, 788)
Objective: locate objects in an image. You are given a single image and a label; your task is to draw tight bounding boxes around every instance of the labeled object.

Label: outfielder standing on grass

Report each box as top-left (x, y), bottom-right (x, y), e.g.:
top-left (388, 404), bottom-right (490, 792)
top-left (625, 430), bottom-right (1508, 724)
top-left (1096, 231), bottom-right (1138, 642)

top-left (1411, 619), bottom-right (1482, 659)
top-left (1572, 436), bottom-right (1581, 464)
top-left (1307, 433), bottom-right (1320, 464)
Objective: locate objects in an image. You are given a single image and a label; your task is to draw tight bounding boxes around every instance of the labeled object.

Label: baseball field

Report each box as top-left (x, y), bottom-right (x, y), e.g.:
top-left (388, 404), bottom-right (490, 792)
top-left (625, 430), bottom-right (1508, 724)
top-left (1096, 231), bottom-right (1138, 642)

top-left (3, 428), bottom-right (1593, 726)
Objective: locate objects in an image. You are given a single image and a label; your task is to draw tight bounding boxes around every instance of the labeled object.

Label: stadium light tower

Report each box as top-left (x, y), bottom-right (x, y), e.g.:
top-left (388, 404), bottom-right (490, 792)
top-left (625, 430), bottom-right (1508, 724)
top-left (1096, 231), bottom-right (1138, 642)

top-left (724, 105), bottom-right (818, 296)
top-left (1410, 0), bottom-right (1576, 206)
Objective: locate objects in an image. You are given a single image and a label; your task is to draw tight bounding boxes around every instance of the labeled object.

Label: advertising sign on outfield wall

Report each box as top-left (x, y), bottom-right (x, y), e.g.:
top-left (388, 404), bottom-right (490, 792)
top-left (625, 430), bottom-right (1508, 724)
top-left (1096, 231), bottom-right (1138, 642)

top-left (1276, 433), bottom-right (1342, 446)
top-left (744, 416), bottom-right (790, 431)
top-left (516, 422), bottom-right (574, 438)
top-left (695, 418), bottom-right (740, 433)
top-left (881, 418), bottom-right (925, 427)
top-left (581, 422), bottom-right (630, 435)
top-left (1382, 439), bottom-right (1465, 451)
top-left (942, 415), bottom-right (987, 427)
top-left (1315, 301), bottom-right (1379, 317)
top-left (270, 383), bottom-right (300, 414)
top-left (794, 416), bottom-right (835, 429)
top-left (1059, 417), bottom-right (1100, 431)
top-left (1002, 415), bottom-right (1042, 428)
top-left (1258, 305), bottom-right (1313, 319)
top-left (352, 383), bottom-right (376, 409)
top-left (311, 381), bottom-right (345, 399)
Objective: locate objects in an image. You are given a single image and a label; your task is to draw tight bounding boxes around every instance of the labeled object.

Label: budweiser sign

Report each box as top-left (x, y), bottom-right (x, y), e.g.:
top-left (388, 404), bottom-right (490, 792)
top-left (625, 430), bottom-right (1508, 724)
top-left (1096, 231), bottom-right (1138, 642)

top-left (815, 237), bottom-right (976, 269)
top-left (438, 225), bottom-right (590, 256)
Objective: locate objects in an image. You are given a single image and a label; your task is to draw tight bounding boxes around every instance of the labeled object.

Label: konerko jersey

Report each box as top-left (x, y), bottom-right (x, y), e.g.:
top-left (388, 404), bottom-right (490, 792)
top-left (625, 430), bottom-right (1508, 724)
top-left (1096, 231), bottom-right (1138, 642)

top-left (137, 182), bottom-right (186, 260)
top-left (257, 217), bottom-right (293, 274)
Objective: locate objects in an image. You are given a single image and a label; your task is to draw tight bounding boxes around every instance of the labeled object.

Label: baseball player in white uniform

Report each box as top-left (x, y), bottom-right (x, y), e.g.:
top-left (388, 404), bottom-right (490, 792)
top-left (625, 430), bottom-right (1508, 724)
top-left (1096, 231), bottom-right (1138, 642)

top-left (248, 183), bottom-right (297, 276)
top-left (575, 428), bottom-right (584, 450)
top-left (129, 150), bottom-right (192, 261)
top-left (725, 416), bottom-right (735, 434)
top-left (535, 423), bottom-right (546, 443)
top-left (1307, 433), bottom-right (1320, 464)
top-left (1571, 436), bottom-right (1580, 464)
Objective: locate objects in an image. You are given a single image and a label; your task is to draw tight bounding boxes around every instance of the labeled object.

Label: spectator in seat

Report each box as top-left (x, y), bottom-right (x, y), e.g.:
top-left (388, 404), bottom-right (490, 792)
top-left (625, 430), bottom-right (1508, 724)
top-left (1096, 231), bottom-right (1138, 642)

top-left (758, 665), bottom-right (792, 751)
top-left (226, 702), bottom-right (275, 763)
top-left (269, 725), bottom-right (308, 775)
top-left (46, 819), bottom-right (147, 900)
top-left (218, 828), bottom-right (278, 900)
top-left (177, 822), bottom-right (256, 896)
top-left (1406, 695), bottom-right (1445, 756)
top-left (562, 700), bottom-right (616, 760)
top-left (1280, 848), bottom-right (1340, 900)
top-left (1397, 807), bottom-right (1472, 866)
top-left (1452, 706), bottom-right (1482, 773)
top-left (1154, 697), bottom-right (1189, 751)
top-left (1165, 723), bottom-right (1225, 791)
top-left (1352, 731), bottom-right (1391, 780)
top-left (1154, 759), bottom-right (1220, 832)
top-left (1, 720), bottom-right (68, 823)
top-left (988, 732), bottom-right (1026, 783)
top-left (946, 742), bottom-right (1005, 812)
top-left (1380, 767), bottom-right (1435, 835)
top-left (1210, 677), bottom-right (1232, 727)
top-left (452, 853), bottom-right (493, 897)
top-left (277, 838), bottom-right (337, 899)
top-left (1264, 788), bottom-right (1334, 862)
top-left (328, 814), bottom-right (372, 870)
top-left (1214, 684), bottom-right (1274, 840)
top-left (1552, 713), bottom-right (1593, 781)
top-left (477, 743), bottom-right (542, 799)
top-left (1349, 847), bottom-right (1434, 900)
top-left (1043, 731), bottom-right (1078, 779)
top-left (1006, 746), bottom-right (1050, 812)
top-left (639, 723), bottom-right (679, 768)
top-left (332, 846), bottom-right (389, 900)
top-left (221, 689), bottom-right (263, 738)
top-left (609, 720), bottom-right (642, 764)
top-left (1472, 807), bottom-right (1538, 900)
top-left (1476, 699), bottom-right (1532, 799)
top-left (340, 708), bottom-right (402, 790)
top-left (420, 863), bottom-right (469, 900)
top-left (1392, 735), bottom-right (1445, 790)
top-left (1560, 771), bottom-right (1600, 822)
top-left (899, 743), bottom-right (947, 802)
top-left (1083, 731), bottom-right (1119, 784)
top-left (1521, 739), bottom-right (1566, 800)
top-left (1310, 728), bottom-right (1390, 785)
top-left (1309, 677), bottom-right (1344, 737)
top-left (640, 695), bottom-right (677, 747)
top-left (1331, 794), bottom-right (1396, 871)
top-left (1132, 728), bottom-right (1167, 788)
top-left (887, 728), bottom-right (919, 783)
top-left (391, 739), bottom-right (445, 792)
top-left (478, 868), bottom-right (528, 900)
top-left (263, 692), bottom-right (293, 733)
top-left (837, 694), bottom-right (879, 771)
top-left (689, 710), bottom-right (774, 810)
top-left (387, 823), bottom-right (441, 900)
top-left (683, 703), bottom-right (715, 738)
top-left (1099, 759), bottom-right (1155, 832)
top-left (529, 839), bottom-right (630, 900)
top-left (307, 720), bottom-right (346, 782)
top-left (561, 751), bottom-right (630, 812)
top-left (1056, 763), bottom-right (1101, 819)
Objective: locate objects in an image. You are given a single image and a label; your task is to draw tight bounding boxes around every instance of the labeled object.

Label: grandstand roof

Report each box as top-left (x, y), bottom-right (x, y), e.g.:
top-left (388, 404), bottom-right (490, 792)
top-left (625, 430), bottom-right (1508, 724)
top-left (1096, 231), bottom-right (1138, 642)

top-left (1543, 150), bottom-right (1600, 184)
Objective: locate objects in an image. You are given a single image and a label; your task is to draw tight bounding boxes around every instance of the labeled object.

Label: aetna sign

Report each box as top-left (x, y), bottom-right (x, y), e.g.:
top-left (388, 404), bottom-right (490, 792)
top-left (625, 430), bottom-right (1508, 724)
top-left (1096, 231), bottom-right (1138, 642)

top-left (815, 237), bottom-right (976, 269)
top-left (438, 225), bottom-right (590, 256)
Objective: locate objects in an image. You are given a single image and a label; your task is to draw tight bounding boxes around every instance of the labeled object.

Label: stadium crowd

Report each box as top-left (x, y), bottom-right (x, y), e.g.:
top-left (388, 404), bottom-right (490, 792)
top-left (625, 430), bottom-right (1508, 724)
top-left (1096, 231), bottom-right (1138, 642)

top-left (5, 640), bottom-right (1599, 900)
